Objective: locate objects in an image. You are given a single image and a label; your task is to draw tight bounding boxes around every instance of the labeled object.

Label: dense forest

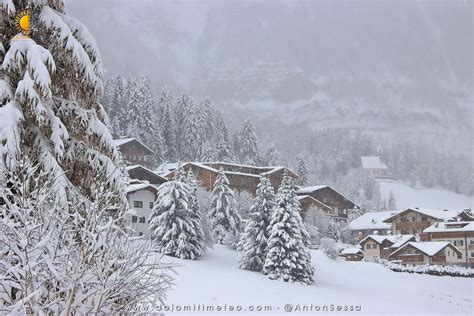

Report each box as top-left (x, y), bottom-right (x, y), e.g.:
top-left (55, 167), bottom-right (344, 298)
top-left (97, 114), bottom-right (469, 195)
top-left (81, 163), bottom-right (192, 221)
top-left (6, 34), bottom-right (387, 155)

top-left (101, 76), bottom-right (474, 208)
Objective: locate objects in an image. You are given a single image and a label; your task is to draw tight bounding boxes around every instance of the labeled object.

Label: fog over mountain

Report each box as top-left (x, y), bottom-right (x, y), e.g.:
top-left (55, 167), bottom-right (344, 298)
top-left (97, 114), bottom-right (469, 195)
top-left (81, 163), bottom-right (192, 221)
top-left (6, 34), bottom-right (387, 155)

top-left (68, 0), bottom-right (473, 152)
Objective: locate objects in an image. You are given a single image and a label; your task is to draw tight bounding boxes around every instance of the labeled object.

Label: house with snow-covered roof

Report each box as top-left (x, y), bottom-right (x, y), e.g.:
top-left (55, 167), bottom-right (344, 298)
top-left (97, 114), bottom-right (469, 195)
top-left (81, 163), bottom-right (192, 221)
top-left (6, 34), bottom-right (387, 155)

top-left (348, 211), bottom-right (398, 240)
top-left (114, 137), bottom-right (154, 168)
top-left (125, 180), bottom-right (159, 237)
top-left (157, 161), bottom-right (299, 196)
top-left (126, 165), bottom-right (168, 186)
top-left (340, 248), bottom-right (364, 261)
top-left (390, 241), bottom-right (463, 265)
top-left (422, 221), bottom-right (474, 266)
top-left (359, 234), bottom-right (415, 260)
top-left (383, 207), bottom-right (468, 235)
top-left (296, 185), bottom-right (358, 223)
top-left (360, 156), bottom-right (391, 178)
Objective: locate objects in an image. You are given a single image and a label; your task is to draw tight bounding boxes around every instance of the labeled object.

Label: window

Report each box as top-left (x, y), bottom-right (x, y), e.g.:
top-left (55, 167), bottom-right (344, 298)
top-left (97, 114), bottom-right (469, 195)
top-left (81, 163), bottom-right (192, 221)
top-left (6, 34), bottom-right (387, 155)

top-left (373, 244), bottom-right (378, 249)
top-left (131, 216), bottom-right (137, 223)
top-left (470, 240), bottom-right (474, 245)
top-left (471, 252), bottom-right (474, 258)
top-left (459, 240), bottom-right (464, 246)
top-left (149, 202), bottom-right (154, 209)
top-left (133, 201), bottom-right (143, 208)
top-left (454, 240), bottom-right (464, 247)
top-left (366, 244), bottom-right (371, 250)
top-left (421, 216), bottom-right (428, 222)
top-left (139, 217), bottom-right (146, 223)
top-left (400, 217), bottom-right (408, 222)
top-left (411, 216), bottom-right (416, 222)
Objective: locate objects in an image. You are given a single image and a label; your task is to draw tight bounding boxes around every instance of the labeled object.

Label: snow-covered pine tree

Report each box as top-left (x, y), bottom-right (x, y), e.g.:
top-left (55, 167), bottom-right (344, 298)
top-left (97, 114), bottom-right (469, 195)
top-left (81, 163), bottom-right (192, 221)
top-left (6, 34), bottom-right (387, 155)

top-left (207, 168), bottom-right (242, 244)
top-left (0, 2), bottom-right (172, 312)
top-left (181, 102), bottom-right (200, 161)
top-left (174, 93), bottom-right (191, 158)
top-left (200, 139), bottom-right (216, 162)
top-left (263, 170), bottom-right (314, 284)
top-left (149, 180), bottom-right (204, 259)
top-left (239, 176), bottom-right (275, 271)
top-left (186, 169), bottom-right (206, 252)
top-left (173, 162), bottom-right (187, 182)
top-left (159, 86), bottom-right (177, 160)
top-left (237, 119), bottom-right (260, 165)
top-left (298, 156), bottom-right (309, 186)
top-left (264, 144), bottom-right (280, 165)
top-left (388, 191), bottom-right (397, 211)
top-left (326, 219), bottom-right (340, 242)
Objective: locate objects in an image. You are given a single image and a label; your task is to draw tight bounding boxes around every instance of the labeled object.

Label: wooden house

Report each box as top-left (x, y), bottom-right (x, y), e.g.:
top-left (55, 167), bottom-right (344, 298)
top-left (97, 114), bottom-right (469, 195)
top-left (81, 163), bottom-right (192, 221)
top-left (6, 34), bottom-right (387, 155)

top-left (296, 185), bottom-right (357, 223)
top-left (348, 211), bottom-right (398, 241)
top-left (360, 156), bottom-right (391, 178)
top-left (390, 241), bottom-right (463, 265)
top-left (382, 207), bottom-right (466, 235)
top-left (126, 165), bottom-right (168, 186)
top-left (423, 221), bottom-right (474, 266)
top-left (340, 248), bottom-right (364, 261)
top-left (359, 234), bottom-right (415, 260)
top-left (157, 162), bottom-right (299, 195)
top-left (114, 137), bottom-right (154, 169)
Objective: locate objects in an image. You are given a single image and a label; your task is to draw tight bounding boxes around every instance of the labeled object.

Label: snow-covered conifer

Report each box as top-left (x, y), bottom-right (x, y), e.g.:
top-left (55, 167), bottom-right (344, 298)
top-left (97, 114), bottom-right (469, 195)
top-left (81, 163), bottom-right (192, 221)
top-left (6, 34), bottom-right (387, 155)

top-left (264, 144), bottom-right (280, 165)
top-left (263, 171), bottom-right (314, 284)
top-left (207, 168), bottom-right (242, 244)
top-left (186, 170), bottom-right (206, 252)
top-left (159, 86), bottom-right (177, 160)
top-left (388, 191), bottom-right (397, 211)
top-left (298, 156), bottom-right (309, 186)
top-left (326, 219), bottom-right (341, 242)
top-left (149, 180), bottom-right (204, 259)
top-left (237, 119), bottom-right (260, 165)
top-left (239, 176), bottom-right (275, 271)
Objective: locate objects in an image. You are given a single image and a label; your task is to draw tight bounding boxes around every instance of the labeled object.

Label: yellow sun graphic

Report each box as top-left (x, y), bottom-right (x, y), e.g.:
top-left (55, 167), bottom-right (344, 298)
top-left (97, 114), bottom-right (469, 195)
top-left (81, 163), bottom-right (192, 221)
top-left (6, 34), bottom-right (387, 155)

top-left (15, 11), bottom-right (29, 35)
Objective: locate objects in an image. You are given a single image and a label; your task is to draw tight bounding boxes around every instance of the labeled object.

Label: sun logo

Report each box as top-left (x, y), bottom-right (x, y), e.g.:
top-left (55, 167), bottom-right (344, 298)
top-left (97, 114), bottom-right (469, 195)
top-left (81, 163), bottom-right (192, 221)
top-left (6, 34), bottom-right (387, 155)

top-left (15, 11), bottom-right (29, 36)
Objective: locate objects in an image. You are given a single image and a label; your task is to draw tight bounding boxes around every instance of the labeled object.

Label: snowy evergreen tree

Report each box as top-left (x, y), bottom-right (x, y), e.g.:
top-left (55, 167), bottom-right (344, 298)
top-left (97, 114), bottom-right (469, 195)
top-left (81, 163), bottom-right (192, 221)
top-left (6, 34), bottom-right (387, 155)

top-left (159, 86), bottom-right (177, 160)
top-left (239, 176), bottom-right (275, 271)
top-left (304, 207), bottom-right (331, 244)
top-left (186, 170), bottom-right (206, 252)
top-left (207, 168), bottom-right (242, 244)
top-left (0, 3), bottom-right (173, 312)
top-left (173, 162), bottom-right (187, 182)
top-left (388, 191), bottom-right (397, 211)
top-left (237, 119), bottom-right (260, 165)
top-left (298, 156), bottom-right (309, 186)
top-left (264, 144), bottom-right (280, 165)
top-left (326, 220), bottom-right (341, 242)
top-left (262, 171), bottom-right (314, 284)
top-left (181, 102), bottom-right (200, 161)
top-left (149, 180), bottom-right (204, 259)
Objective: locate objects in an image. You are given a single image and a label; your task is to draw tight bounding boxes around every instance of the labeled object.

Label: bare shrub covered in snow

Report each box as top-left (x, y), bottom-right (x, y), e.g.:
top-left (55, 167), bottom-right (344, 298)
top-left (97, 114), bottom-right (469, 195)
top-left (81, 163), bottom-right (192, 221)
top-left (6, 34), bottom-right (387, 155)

top-left (377, 259), bottom-right (474, 278)
top-left (0, 154), bottom-right (173, 314)
top-left (320, 238), bottom-right (339, 260)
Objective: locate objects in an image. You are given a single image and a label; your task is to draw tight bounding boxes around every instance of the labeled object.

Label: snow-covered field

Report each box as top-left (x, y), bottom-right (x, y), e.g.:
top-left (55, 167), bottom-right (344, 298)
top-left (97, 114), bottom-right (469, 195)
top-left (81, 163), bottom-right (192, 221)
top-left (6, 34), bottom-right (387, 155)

top-left (379, 179), bottom-right (474, 210)
top-left (162, 246), bottom-right (473, 315)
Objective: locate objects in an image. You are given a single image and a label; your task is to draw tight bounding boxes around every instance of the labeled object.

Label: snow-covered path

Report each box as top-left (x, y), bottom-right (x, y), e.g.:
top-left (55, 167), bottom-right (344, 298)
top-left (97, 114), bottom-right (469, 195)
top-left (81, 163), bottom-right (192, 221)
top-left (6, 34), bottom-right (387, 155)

top-left (162, 246), bottom-right (473, 315)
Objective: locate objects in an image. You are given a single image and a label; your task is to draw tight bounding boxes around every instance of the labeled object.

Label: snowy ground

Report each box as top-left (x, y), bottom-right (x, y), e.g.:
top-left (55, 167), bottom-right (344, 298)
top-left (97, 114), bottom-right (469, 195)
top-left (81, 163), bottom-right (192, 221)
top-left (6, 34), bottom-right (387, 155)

top-left (378, 179), bottom-right (474, 210)
top-left (161, 246), bottom-right (473, 315)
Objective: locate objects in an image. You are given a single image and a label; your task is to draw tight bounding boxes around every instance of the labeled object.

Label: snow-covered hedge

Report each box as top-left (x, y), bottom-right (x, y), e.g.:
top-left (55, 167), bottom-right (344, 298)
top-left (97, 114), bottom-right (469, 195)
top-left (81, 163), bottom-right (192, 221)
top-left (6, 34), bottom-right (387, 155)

top-left (373, 259), bottom-right (474, 278)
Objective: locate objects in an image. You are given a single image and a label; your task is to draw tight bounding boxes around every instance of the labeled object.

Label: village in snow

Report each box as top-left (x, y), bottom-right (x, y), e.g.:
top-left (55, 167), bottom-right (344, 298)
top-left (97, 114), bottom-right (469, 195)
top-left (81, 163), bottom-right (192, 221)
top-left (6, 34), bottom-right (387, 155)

top-left (0, 0), bottom-right (473, 315)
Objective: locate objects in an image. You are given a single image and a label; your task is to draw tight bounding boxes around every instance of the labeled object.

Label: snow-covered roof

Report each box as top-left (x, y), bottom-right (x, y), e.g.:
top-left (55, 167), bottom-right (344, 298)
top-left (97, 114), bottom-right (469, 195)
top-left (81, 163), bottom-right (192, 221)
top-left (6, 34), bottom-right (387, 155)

top-left (423, 221), bottom-right (474, 233)
top-left (391, 241), bottom-right (461, 257)
top-left (359, 234), bottom-right (414, 246)
top-left (156, 161), bottom-right (298, 180)
top-left (341, 248), bottom-right (363, 255)
top-left (383, 207), bottom-right (465, 222)
top-left (391, 235), bottom-right (416, 249)
top-left (126, 181), bottom-right (158, 194)
top-left (113, 137), bottom-right (154, 154)
top-left (361, 156), bottom-right (388, 170)
top-left (348, 211), bottom-right (397, 230)
top-left (296, 185), bottom-right (328, 194)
